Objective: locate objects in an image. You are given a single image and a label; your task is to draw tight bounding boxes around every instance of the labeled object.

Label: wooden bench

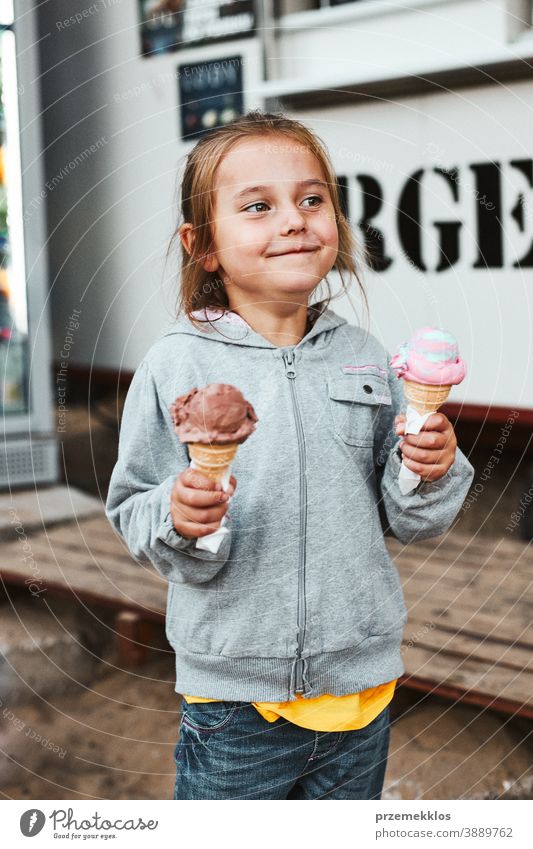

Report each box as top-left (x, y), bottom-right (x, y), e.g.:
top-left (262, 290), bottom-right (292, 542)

top-left (1, 514), bottom-right (531, 716)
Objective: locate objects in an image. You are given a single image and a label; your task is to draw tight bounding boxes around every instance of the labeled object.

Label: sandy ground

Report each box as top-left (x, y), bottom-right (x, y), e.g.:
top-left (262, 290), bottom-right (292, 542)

top-left (1, 642), bottom-right (531, 801)
top-left (1, 649), bottom-right (179, 801)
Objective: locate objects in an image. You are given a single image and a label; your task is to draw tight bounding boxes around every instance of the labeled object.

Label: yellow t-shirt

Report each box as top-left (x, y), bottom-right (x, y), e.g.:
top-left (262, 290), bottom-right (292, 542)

top-left (183, 680), bottom-right (396, 732)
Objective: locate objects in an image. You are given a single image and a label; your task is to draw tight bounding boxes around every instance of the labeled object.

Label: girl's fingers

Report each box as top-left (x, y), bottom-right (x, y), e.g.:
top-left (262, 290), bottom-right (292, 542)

top-left (181, 468), bottom-right (223, 491)
top-left (397, 412), bottom-right (456, 481)
top-left (178, 502), bottom-right (229, 525)
top-left (170, 500), bottom-right (229, 537)
top-left (420, 412), bottom-right (450, 432)
top-left (175, 471), bottom-right (236, 506)
top-left (394, 415), bottom-right (406, 435)
top-left (398, 414), bottom-right (454, 445)
top-left (401, 455), bottom-right (447, 478)
top-left (399, 441), bottom-right (446, 466)
top-left (171, 468), bottom-right (236, 537)
top-left (401, 430), bottom-right (448, 450)
top-left (175, 480), bottom-right (229, 507)
top-left (179, 520), bottom-right (226, 538)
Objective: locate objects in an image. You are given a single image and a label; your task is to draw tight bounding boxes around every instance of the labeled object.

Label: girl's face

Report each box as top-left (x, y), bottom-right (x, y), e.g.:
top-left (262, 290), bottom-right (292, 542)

top-left (202, 135), bottom-right (339, 307)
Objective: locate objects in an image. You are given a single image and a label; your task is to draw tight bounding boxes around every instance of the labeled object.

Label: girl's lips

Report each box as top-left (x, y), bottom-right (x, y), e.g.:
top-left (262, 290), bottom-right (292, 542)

top-left (269, 247), bottom-right (319, 256)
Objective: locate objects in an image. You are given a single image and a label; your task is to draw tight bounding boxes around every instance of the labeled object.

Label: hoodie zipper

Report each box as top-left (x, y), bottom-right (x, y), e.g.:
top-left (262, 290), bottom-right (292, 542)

top-left (282, 349), bottom-right (307, 696)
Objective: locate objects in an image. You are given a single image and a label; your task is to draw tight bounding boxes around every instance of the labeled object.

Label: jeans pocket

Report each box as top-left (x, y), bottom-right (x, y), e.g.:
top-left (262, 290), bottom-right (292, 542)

top-left (181, 700), bottom-right (240, 735)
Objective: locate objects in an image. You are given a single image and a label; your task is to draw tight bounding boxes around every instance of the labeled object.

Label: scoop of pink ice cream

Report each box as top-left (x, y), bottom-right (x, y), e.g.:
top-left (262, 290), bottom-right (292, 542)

top-left (390, 327), bottom-right (466, 385)
top-left (170, 383), bottom-right (258, 444)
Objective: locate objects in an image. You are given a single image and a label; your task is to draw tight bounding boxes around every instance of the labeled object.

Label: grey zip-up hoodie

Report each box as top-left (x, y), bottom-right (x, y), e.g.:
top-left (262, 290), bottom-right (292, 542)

top-left (106, 308), bottom-right (474, 702)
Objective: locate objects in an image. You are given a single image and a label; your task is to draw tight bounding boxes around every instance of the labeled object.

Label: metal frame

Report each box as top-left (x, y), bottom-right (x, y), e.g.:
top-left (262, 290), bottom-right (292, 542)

top-left (1, 0), bottom-right (57, 487)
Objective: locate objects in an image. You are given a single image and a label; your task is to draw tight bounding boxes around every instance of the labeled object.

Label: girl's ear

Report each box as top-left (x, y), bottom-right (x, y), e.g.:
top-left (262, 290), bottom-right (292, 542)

top-left (179, 223), bottom-right (219, 272)
top-left (202, 251), bottom-right (219, 273)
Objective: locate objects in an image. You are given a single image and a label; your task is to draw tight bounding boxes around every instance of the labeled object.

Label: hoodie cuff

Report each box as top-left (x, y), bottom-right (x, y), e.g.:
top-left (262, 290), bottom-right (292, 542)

top-left (157, 511), bottom-right (201, 553)
top-left (153, 475), bottom-right (197, 552)
top-left (155, 475), bottom-right (231, 567)
top-left (157, 503), bottom-right (229, 561)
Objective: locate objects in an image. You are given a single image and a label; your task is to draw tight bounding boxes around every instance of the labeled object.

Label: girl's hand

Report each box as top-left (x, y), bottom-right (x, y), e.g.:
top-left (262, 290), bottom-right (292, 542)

top-left (394, 413), bottom-right (457, 482)
top-left (170, 468), bottom-right (237, 539)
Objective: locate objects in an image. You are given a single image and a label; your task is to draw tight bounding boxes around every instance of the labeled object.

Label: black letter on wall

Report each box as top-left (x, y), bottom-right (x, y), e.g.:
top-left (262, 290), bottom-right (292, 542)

top-left (509, 159), bottom-right (533, 268)
top-left (356, 175), bottom-right (393, 272)
top-left (433, 167), bottom-right (461, 272)
top-left (470, 163), bottom-right (503, 268)
top-left (397, 169), bottom-right (426, 271)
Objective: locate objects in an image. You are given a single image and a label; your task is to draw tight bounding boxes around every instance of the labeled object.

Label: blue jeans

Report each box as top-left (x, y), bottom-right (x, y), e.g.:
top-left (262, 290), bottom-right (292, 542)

top-left (173, 700), bottom-right (390, 800)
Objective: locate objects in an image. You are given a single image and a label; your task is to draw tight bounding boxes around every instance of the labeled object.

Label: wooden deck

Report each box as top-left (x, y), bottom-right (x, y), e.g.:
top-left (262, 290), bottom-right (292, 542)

top-left (387, 532), bottom-right (533, 719)
top-left (1, 514), bottom-right (531, 717)
top-left (0, 515), bottom-right (167, 622)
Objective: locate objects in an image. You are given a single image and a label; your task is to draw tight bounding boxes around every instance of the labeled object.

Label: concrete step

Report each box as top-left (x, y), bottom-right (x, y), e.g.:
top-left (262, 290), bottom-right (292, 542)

top-left (0, 485), bottom-right (103, 541)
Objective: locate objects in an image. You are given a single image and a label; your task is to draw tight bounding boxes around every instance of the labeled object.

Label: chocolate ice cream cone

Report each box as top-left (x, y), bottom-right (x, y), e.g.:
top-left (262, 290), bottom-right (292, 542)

top-left (403, 380), bottom-right (451, 415)
top-left (188, 442), bottom-right (238, 483)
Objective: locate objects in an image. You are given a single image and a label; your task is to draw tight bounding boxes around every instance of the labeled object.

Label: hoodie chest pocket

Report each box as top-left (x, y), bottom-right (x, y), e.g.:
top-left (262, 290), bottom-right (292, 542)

top-left (327, 374), bottom-right (392, 447)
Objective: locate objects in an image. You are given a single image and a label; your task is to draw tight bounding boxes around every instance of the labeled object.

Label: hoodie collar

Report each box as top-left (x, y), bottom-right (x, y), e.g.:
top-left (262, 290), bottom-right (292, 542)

top-left (166, 306), bottom-right (347, 350)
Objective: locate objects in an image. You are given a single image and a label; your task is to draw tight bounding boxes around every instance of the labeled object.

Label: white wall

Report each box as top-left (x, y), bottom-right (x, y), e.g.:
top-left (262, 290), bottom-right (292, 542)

top-left (297, 79), bottom-right (533, 410)
top-left (35, 1), bottom-right (533, 411)
top-left (276, 0), bottom-right (504, 82)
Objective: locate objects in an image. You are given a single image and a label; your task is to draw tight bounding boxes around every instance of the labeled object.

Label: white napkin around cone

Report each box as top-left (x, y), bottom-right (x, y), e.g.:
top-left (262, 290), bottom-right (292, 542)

top-left (398, 404), bottom-right (434, 495)
top-left (189, 459), bottom-right (232, 554)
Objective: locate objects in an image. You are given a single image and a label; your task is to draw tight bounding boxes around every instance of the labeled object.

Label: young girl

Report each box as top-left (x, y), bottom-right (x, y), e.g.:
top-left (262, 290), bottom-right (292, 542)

top-left (106, 110), bottom-right (474, 800)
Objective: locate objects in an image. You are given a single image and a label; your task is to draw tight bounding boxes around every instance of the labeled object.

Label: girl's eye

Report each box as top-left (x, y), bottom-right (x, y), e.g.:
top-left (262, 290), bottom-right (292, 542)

top-left (243, 195), bottom-right (323, 214)
top-left (244, 202), bottom-right (270, 213)
top-left (302, 195), bottom-right (323, 207)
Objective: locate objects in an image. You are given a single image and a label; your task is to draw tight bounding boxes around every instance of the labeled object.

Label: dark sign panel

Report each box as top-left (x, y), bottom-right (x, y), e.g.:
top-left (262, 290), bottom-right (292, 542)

top-left (139, 0), bottom-right (255, 57)
top-left (178, 56), bottom-right (244, 140)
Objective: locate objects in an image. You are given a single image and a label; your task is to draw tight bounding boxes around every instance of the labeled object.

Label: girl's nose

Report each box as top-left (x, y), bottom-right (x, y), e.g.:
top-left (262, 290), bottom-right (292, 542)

top-left (279, 207), bottom-right (306, 235)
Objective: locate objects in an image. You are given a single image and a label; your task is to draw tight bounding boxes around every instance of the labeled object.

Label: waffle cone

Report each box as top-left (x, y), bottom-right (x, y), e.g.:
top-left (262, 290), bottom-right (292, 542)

top-left (403, 380), bottom-right (451, 415)
top-left (187, 442), bottom-right (238, 483)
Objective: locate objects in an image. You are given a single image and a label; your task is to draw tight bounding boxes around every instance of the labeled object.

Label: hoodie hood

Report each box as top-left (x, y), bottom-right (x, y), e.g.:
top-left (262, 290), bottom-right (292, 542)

top-left (165, 306), bottom-right (348, 350)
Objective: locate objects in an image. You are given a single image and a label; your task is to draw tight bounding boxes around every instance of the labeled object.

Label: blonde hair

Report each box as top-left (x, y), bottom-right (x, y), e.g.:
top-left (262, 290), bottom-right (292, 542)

top-left (167, 110), bottom-right (368, 328)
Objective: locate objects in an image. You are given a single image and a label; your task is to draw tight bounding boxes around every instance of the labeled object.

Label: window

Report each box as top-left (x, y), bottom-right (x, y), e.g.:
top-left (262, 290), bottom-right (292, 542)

top-left (276, 0), bottom-right (319, 14)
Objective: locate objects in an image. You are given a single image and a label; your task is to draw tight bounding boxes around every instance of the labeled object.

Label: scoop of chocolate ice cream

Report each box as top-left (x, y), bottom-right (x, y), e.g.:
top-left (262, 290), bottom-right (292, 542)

top-left (170, 383), bottom-right (258, 444)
